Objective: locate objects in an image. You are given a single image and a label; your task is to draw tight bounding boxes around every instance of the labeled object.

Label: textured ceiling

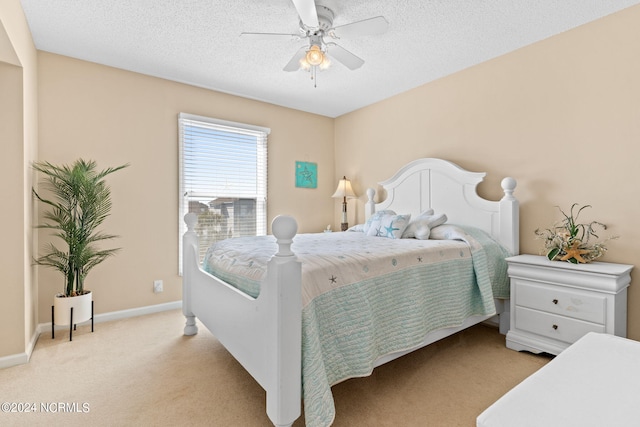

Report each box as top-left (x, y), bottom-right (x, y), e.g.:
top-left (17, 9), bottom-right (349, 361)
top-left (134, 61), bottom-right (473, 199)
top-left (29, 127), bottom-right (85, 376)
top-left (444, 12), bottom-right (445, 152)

top-left (20, 0), bottom-right (640, 118)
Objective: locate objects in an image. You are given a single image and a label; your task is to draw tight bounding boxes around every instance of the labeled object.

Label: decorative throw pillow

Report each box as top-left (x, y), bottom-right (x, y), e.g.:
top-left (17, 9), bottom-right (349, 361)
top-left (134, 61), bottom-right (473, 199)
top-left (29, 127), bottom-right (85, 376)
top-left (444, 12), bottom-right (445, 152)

top-left (402, 208), bottom-right (435, 238)
top-left (424, 212), bottom-right (447, 229)
top-left (347, 223), bottom-right (364, 232)
top-left (363, 210), bottom-right (396, 234)
top-left (414, 225), bottom-right (431, 240)
top-left (428, 224), bottom-right (469, 241)
top-left (365, 213), bottom-right (411, 239)
top-left (403, 212), bottom-right (448, 239)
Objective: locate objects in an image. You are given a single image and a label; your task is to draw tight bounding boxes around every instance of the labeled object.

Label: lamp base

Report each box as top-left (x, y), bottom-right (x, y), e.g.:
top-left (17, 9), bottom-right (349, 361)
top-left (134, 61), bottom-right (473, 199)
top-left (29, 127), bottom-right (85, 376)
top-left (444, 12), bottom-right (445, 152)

top-left (341, 222), bottom-right (348, 231)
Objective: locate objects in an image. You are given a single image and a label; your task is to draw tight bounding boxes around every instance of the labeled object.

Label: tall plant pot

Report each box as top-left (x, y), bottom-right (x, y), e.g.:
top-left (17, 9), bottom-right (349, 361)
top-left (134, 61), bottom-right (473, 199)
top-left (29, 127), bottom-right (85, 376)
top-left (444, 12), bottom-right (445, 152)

top-left (52, 291), bottom-right (94, 341)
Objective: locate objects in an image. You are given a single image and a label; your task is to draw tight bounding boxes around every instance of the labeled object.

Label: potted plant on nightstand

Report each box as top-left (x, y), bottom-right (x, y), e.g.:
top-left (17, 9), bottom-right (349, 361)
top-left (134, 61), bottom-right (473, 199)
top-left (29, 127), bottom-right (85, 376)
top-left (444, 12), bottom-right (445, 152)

top-left (534, 203), bottom-right (618, 264)
top-left (33, 159), bottom-right (128, 340)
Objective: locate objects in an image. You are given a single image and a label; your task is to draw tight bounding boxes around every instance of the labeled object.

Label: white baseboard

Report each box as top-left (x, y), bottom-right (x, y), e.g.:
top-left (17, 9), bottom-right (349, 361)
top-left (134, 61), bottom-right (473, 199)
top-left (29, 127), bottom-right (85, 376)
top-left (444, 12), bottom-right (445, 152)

top-left (82, 300), bottom-right (182, 326)
top-left (38, 300), bottom-right (182, 334)
top-left (0, 351), bottom-right (29, 370)
top-left (0, 327), bottom-right (40, 369)
top-left (1, 301), bottom-right (182, 370)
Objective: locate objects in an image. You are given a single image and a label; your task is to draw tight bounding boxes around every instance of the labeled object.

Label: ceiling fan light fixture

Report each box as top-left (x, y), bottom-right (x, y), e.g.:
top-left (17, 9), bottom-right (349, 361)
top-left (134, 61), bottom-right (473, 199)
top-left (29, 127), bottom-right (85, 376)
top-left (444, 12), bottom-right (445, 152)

top-left (305, 45), bottom-right (324, 66)
top-left (319, 56), bottom-right (331, 70)
top-left (299, 57), bottom-right (311, 70)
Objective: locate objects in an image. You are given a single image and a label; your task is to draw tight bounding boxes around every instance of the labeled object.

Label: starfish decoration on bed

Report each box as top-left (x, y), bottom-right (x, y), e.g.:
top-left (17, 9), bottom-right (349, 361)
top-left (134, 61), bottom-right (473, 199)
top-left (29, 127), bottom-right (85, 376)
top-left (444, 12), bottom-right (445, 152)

top-left (329, 275), bottom-right (337, 284)
top-left (560, 241), bottom-right (591, 263)
top-left (384, 222), bottom-right (399, 238)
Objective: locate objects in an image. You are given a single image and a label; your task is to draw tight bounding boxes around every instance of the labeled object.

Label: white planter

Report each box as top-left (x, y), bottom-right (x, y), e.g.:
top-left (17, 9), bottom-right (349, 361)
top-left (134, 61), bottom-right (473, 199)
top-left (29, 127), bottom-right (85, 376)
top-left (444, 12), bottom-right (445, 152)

top-left (53, 291), bottom-right (92, 326)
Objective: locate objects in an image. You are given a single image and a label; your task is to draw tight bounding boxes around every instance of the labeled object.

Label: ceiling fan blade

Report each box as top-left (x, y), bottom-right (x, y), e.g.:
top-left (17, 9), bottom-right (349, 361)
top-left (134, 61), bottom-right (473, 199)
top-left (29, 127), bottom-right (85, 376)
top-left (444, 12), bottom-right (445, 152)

top-left (291, 0), bottom-right (319, 28)
top-left (283, 46), bottom-right (307, 72)
top-left (326, 43), bottom-right (364, 70)
top-left (240, 32), bottom-right (301, 41)
top-left (331, 16), bottom-right (389, 38)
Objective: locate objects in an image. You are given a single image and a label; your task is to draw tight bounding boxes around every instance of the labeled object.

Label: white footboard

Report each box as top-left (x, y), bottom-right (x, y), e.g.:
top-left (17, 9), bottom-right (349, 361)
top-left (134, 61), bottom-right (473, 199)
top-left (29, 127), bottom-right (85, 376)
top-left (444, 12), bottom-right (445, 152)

top-left (182, 213), bottom-right (302, 427)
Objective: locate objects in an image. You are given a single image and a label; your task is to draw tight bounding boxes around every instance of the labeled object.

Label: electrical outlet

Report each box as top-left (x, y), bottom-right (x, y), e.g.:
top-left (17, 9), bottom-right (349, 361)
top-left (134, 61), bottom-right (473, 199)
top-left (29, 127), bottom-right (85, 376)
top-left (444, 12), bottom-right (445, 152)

top-left (153, 280), bottom-right (163, 293)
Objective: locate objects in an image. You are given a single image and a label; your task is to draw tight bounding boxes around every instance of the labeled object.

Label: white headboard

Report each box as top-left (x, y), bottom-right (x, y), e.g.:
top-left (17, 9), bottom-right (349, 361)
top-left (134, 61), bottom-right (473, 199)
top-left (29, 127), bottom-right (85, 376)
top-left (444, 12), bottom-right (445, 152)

top-left (364, 158), bottom-right (519, 255)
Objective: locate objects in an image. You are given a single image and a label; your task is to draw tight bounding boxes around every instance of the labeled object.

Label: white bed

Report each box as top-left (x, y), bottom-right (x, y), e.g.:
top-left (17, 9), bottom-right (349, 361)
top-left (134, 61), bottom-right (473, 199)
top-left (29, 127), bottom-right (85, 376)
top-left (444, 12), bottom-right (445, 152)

top-left (182, 158), bottom-right (519, 427)
top-left (477, 332), bottom-right (640, 427)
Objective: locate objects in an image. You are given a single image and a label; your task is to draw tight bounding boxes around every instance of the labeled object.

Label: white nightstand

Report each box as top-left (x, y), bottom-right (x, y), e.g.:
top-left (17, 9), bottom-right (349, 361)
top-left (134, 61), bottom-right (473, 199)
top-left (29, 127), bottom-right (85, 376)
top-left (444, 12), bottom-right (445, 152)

top-left (505, 254), bottom-right (633, 355)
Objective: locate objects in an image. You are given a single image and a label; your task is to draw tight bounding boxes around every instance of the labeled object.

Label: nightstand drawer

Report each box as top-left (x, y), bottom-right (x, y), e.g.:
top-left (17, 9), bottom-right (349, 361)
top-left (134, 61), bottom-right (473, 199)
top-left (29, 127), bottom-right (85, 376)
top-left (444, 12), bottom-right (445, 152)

top-left (515, 306), bottom-right (605, 344)
top-left (514, 280), bottom-right (606, 324)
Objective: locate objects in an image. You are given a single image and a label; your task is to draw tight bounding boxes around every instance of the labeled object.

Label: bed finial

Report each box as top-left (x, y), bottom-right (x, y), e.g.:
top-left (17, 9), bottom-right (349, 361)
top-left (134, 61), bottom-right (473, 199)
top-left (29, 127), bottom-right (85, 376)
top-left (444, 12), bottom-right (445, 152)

top-left (365, 188), bottom-right (376, 220)
top-left (366, 188), bottom-right (375, 201)
top-left (272, 215), bottom-right (298, 257)
top-left (500, 177), bottom-right (517, 200)
top-left (184, 212), bottom-right (198, 232)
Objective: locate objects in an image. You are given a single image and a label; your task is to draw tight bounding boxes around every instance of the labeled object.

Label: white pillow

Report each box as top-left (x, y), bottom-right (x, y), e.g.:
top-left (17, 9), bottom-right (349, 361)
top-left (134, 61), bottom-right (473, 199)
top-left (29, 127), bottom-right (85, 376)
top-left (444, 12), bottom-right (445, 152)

top-left (403, 211), bottom-right (448, 239)
top-left (428, 224), bottom-right (469, 241)
top-left (424, 213), bottom-right (447, 229)
top-left (414, 225), bottom-right (431, 240)
top-left (363, 210), bottom-right (396, 234)
top-left (402, 208), bottom-right (434, 238)
top-left (347, 223), bottom-right (364, 232)
top-left (365, 213), bottom-right (411, 239)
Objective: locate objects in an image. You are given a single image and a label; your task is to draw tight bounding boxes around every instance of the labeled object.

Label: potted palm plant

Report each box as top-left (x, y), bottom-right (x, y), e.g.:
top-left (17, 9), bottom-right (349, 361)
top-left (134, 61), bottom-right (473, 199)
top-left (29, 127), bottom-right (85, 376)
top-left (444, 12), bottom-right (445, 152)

top-left (33, 159), bottom-right (128, 333)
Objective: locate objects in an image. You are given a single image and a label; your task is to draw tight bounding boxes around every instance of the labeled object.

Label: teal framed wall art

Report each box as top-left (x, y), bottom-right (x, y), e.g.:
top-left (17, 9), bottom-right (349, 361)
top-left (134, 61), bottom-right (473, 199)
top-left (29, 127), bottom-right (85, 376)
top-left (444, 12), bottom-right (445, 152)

top-left (295, 161), bottom-right (317, 188)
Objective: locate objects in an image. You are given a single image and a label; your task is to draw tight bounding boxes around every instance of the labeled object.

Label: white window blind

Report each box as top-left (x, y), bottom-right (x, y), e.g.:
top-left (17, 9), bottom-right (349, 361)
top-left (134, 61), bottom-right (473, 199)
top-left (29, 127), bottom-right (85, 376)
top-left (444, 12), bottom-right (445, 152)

top-left (178, 113), bottom-right (269, 268)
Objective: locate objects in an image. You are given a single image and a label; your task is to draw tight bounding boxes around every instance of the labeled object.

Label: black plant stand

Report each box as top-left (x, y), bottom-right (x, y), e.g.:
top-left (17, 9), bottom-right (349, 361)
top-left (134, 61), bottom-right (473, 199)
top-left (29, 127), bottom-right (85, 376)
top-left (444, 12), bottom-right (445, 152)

top-left (52, 301), bottom-right (94, 341)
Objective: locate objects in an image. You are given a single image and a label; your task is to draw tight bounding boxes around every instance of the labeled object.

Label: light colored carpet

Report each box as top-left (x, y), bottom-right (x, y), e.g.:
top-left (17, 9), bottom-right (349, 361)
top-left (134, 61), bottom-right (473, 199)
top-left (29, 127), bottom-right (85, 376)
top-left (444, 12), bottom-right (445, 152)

top-left (0, 309), bottom-right (550, 426)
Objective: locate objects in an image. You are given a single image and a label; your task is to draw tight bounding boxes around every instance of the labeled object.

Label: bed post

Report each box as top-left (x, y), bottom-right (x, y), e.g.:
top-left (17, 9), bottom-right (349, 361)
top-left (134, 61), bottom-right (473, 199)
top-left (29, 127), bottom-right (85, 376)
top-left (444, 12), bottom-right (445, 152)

top-left (265, 215), bottom-right (302, 427)
top-left (182, 213), bottom-right (199, 336)
top-left (499, 177), bottom-right (519, 256)
top-left (498, 177), bottom-right (518, 335)
top-left (365, 188), bottom-right (376, 220)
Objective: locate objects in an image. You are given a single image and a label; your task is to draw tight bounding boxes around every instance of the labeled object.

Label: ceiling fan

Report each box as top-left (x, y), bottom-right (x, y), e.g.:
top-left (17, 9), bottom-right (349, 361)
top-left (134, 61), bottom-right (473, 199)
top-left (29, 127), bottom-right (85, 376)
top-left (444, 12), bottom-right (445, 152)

top-left (241, 0), bottom-right (388, 83)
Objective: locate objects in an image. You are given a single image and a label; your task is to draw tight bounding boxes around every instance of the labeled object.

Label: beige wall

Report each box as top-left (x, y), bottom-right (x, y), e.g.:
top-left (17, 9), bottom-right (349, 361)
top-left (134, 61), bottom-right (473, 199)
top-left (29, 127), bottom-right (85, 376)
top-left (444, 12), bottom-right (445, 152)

top-left (0, 0), bottom-right (38, 360)
top-left (336, 5), bottom-right (640, 339)
top-left (37, 53), bottom-right (335, 321)
top-left (0, 55), bottom-right (25, 357)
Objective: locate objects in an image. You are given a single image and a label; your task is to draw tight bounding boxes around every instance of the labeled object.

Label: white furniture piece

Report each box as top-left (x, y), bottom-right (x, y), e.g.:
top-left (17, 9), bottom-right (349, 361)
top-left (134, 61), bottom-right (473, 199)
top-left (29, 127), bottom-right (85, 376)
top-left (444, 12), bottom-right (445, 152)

top-left (477, 332), bottom-right (640, 427)
top-left (182, 158), bottom-right (519, 427)
top-left (506, 254), bottom-right (632, 355)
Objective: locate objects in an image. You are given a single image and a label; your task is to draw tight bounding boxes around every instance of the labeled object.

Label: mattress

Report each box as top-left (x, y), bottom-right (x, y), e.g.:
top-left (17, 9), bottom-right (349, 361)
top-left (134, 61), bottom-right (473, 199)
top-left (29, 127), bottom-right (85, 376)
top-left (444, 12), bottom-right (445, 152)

top-left (477, 332), bottom-right (640, 427)
top-left (203, 224), bottom-right (510, 302)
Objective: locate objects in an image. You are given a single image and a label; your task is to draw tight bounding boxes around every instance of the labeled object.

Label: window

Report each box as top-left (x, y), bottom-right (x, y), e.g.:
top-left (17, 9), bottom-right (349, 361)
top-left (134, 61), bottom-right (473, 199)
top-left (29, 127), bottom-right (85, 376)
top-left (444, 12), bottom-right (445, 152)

top-left (178, 113), bottom-right (269, 267)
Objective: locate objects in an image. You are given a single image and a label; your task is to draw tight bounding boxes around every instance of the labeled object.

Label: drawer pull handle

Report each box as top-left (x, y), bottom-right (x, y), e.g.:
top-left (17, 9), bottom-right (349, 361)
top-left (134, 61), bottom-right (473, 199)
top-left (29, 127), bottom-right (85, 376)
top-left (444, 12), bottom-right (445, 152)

top-left (552, 299), bottom-right (558, 305)
top-left (552, 324), bottom-right (558, 330)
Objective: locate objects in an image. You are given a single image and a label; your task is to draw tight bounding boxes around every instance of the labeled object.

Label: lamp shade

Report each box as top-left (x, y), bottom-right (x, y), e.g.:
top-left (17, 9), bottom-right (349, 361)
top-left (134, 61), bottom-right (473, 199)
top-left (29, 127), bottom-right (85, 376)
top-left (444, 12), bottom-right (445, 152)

top-left (332, 176), bottom-right (356, 199)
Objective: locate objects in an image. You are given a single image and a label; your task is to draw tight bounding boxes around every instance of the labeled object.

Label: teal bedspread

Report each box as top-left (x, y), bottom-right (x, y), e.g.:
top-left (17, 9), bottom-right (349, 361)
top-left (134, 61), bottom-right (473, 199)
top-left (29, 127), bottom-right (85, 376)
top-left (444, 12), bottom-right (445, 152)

top-left (202, 225), bottom-right (510, 426)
